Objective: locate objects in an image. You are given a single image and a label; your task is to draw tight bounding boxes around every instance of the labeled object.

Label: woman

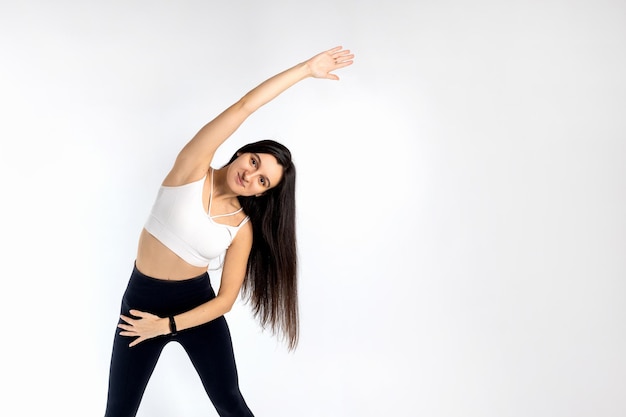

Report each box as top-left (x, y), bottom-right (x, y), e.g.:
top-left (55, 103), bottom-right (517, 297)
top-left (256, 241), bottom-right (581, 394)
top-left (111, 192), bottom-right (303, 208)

top-left (104, 46), bottom-right (354, 416)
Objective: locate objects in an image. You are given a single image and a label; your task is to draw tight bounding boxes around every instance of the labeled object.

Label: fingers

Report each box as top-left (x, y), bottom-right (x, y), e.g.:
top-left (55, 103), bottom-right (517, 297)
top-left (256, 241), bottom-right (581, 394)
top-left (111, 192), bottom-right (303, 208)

top-left (117, 313), bottom-right (141, 335)
top-left (120, 310), bottom-right (157, 324)
top-left (117, 320), bottom-right (143, 346)
top-left (129, 309), bottom-right (151, 318)
top-left (118, 309), bottom-right (162, 347)
top-left (332, 50), bottom-right (354, 61)
top-left (325, 46), bottom-right (355, 64)
top-left (330, 49), bottom-right (355, 73)
top-left (327, 53), bottom-right (354, 80)
top-left (334, 59), bottom-right (354, 69)
top-left (117, 319), bottom-right (144, 347)
top-left (129, 337), bottom-right (143, 348)
top-left (119, 314), bottom-right (134, 325)
top-left (117, 322), bottom-right (133, 331)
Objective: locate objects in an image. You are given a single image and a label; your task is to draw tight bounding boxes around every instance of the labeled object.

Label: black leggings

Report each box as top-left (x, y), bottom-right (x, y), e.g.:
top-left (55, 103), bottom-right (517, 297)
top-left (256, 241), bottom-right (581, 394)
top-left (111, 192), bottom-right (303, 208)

top-left (104, 265), bottom-right (254, 417)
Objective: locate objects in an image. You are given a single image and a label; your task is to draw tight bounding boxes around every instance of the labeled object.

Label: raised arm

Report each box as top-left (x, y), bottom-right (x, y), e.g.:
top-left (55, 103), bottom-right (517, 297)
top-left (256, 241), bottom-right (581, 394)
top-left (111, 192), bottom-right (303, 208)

top-left (163, 46), bottom-right (355, 185)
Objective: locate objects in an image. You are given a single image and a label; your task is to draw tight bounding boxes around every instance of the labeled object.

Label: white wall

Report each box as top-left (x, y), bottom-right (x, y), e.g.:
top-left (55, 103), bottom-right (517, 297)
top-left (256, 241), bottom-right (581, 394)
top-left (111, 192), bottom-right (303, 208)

top-left (1, 1), bottom-right (625, 416)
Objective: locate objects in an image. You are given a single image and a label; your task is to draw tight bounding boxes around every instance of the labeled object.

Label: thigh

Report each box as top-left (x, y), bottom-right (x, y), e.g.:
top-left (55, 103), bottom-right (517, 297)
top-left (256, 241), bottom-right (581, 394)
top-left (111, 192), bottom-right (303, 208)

top-left (177, 317), bottom-right (254, 416)
top-left (104, 309), bottom-right (169, 416)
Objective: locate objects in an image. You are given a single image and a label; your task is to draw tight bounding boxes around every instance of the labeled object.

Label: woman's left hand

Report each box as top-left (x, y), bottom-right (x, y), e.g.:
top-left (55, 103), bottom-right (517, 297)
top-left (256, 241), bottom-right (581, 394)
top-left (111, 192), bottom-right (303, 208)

top-left (118, 309), bottom-right (169, 347)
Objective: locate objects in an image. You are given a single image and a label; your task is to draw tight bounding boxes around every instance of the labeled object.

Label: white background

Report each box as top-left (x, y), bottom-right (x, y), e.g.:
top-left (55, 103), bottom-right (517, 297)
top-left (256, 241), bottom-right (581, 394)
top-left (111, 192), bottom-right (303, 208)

top-left (1, 1), bottom-right (625, 416)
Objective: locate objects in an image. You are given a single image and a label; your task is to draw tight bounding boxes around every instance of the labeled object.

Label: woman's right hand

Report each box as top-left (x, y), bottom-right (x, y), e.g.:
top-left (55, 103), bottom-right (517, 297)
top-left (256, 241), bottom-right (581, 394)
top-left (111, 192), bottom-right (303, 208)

top-left (306, 46), bottom-right (355, 80)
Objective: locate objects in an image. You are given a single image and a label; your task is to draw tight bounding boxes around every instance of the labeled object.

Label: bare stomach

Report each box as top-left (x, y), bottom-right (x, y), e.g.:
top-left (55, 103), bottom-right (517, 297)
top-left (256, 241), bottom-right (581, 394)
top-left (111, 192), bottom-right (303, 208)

top-left (135, 228), bottom-right (209, 280)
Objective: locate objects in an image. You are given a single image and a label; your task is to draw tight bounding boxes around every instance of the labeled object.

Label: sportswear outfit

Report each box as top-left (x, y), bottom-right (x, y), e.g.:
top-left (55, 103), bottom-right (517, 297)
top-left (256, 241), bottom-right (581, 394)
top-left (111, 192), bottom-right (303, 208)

top-left (104, 170), bottom-right (254, 417)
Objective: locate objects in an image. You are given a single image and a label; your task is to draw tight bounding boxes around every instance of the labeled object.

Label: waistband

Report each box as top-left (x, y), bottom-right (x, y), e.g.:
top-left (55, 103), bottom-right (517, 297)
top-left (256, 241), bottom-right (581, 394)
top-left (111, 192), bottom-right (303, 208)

top-left (132, 263), bottom-right (209, 284)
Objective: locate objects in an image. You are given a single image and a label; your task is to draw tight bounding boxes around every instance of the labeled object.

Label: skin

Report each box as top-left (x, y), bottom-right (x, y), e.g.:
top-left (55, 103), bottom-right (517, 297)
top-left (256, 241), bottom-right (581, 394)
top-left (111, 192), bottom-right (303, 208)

top-left (118, 46), bottom-right (355, 347)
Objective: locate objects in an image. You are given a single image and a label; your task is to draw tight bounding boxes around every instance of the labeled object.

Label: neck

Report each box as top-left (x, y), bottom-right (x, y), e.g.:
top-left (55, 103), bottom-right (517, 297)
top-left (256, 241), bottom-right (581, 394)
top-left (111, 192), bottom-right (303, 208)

top-left (211, 167), bottom-right (239, 201)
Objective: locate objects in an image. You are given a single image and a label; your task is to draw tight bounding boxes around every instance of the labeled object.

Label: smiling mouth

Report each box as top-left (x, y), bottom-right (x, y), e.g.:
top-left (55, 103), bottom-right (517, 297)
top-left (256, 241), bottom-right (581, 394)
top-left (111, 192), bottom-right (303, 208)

top-left (237, 173), bottom-right (244, 187)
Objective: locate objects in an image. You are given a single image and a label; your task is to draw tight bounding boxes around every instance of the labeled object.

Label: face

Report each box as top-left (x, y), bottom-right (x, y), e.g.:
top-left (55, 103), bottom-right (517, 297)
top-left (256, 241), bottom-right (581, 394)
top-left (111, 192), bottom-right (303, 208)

top-left (227, 152), bottom-right (284, 197)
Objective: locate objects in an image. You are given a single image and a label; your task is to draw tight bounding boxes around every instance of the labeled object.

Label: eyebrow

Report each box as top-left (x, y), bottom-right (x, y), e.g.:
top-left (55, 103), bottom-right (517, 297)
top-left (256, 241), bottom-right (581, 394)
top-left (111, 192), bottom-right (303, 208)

top-left (252, 153), bottom-right (271, 188)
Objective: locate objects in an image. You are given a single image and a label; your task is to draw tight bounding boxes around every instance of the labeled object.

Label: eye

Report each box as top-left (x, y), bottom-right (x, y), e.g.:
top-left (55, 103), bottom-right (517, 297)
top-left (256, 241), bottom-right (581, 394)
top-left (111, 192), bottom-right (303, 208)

top-left (259, 177), bottom-right (266, 185)
top-left (250, 158), bottom-right (257, 167)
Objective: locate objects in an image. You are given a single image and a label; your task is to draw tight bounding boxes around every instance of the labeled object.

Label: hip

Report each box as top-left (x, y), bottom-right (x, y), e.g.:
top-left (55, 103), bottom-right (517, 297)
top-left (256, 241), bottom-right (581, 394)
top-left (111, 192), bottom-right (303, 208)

top-left (120, 264), bottom-right (215, 317)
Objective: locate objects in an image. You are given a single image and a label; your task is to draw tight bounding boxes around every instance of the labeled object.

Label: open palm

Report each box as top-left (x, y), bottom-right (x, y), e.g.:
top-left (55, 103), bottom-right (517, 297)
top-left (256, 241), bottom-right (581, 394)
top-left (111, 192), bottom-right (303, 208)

top-left (307, 46), bottom-right (355, 80)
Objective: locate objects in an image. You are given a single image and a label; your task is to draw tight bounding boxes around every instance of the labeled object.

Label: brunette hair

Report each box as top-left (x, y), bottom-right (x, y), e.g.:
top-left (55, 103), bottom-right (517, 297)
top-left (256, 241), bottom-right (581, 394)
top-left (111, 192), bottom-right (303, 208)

top-left (225, 140), bottom-right (298, 350)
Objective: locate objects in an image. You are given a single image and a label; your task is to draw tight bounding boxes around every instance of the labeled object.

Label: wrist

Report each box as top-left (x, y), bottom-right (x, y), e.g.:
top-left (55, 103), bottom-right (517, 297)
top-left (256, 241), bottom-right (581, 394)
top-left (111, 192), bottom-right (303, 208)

top-left (168, 315), bottom-right (178, 336)
top-left (297, 60), bottom-right (313, 79)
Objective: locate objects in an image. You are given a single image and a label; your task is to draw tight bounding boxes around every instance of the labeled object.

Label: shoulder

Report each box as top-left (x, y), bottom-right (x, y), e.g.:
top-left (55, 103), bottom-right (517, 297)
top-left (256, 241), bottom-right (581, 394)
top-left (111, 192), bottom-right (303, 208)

top-left (162, 164), bottom-right (211, 187)
top-left (228, 220), bottom-right (253, 251)
top-left (222, 220), bottom-right (253, 267)
top-left (236, 219), bottom-right (253, 241)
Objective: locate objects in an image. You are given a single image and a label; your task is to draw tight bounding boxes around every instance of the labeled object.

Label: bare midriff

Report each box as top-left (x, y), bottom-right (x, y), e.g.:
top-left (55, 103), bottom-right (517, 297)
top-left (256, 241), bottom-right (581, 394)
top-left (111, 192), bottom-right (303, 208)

top-left (135, 228), bottom-right (209, 281)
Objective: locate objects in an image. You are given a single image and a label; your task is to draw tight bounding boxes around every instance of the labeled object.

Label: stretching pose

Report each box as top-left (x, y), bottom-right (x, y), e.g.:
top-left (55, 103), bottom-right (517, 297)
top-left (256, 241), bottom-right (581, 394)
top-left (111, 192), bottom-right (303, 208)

top-left (104, 46), bottom-right (355, 416)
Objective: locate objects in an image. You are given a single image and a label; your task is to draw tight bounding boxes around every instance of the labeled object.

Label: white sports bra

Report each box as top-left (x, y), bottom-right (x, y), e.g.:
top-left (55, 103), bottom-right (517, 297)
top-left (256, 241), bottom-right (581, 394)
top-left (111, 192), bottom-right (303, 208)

top-left (144, 169), bottom-right (250, 267)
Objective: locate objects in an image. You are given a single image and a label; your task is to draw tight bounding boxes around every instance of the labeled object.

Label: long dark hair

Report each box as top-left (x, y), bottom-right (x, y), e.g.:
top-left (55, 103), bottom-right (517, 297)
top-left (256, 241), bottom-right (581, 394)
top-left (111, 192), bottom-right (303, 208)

top-left (225, 140), bottom-right (298, 350)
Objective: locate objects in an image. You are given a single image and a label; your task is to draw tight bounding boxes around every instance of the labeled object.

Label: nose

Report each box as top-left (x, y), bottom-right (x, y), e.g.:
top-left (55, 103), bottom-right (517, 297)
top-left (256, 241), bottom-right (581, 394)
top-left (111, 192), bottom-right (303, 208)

top-left (243, 171), bottom-right (260, 183)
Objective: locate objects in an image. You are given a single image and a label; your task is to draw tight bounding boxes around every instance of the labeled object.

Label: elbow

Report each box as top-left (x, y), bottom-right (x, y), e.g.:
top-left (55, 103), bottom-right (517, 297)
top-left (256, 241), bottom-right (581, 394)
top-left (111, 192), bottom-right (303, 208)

top-left (214, 295), bottom-right (235, 315)
top-left (237, 96), bottom-right (258, 116)
top-left (222, 303), bottom-right (233, 315)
